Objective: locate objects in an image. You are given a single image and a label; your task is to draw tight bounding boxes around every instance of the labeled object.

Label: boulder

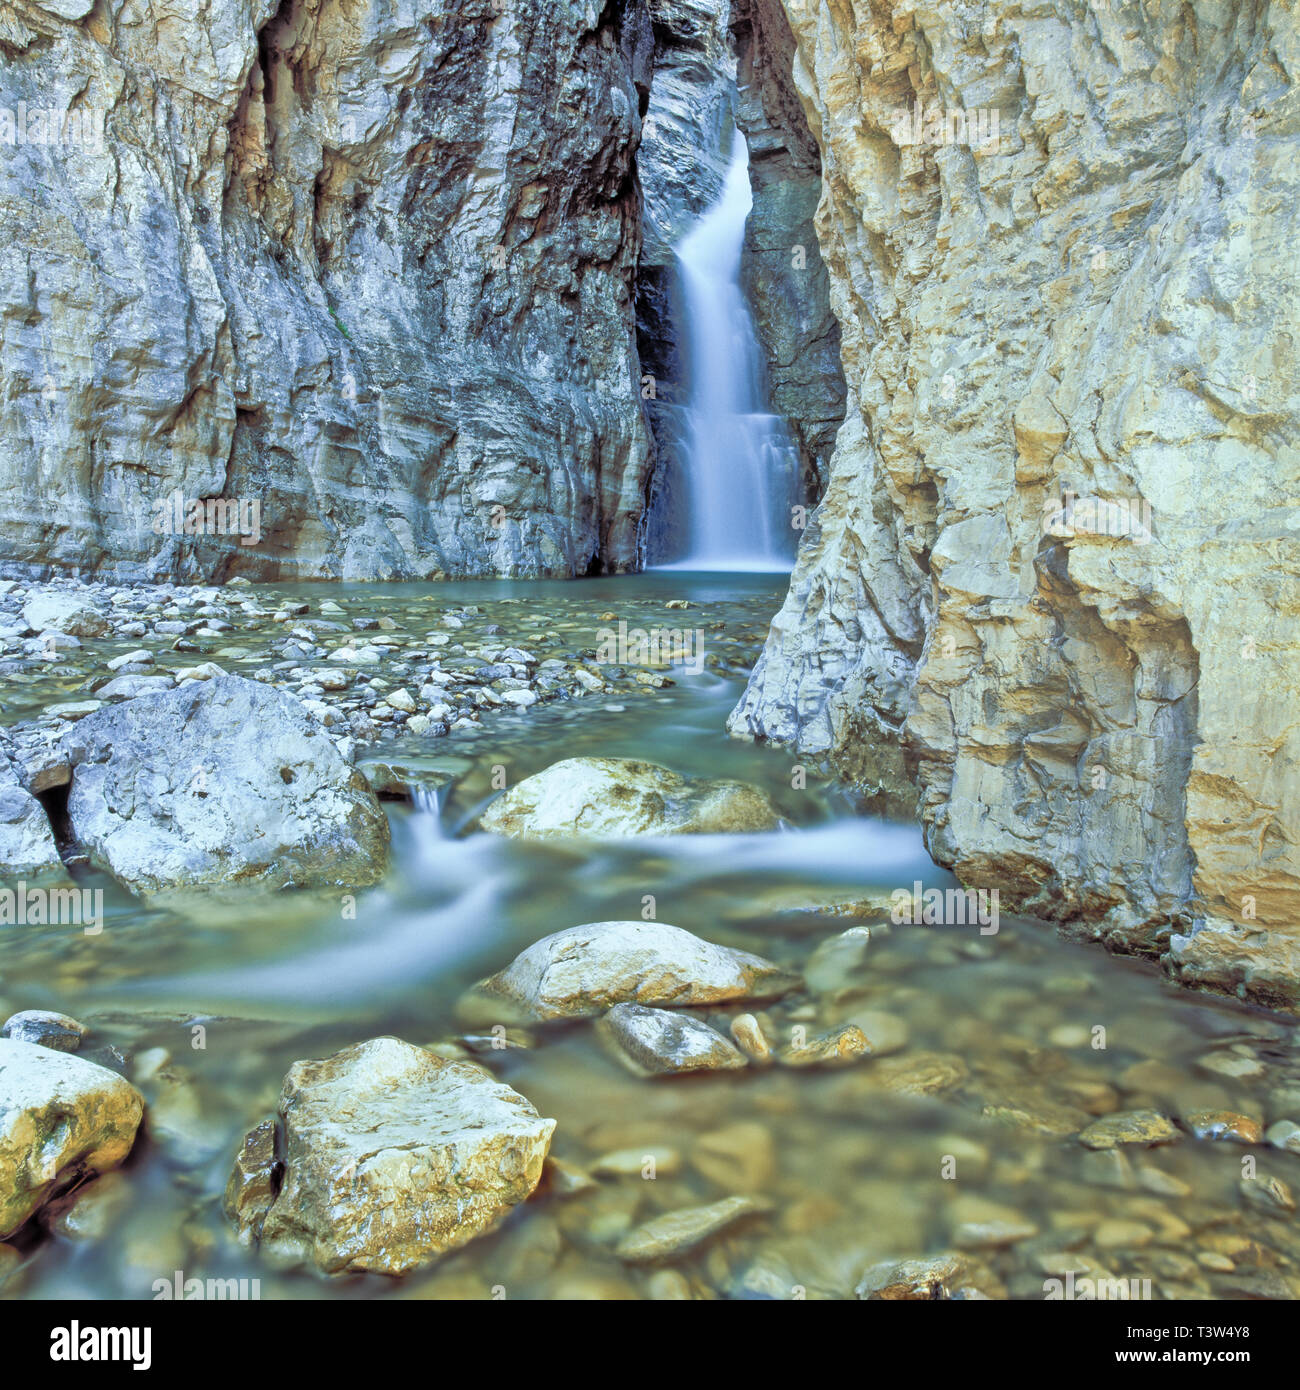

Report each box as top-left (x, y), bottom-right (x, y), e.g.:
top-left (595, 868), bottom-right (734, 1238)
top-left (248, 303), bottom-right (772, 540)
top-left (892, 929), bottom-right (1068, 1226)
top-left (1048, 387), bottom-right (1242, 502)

top-left (461, 921), bottom-right (798, 1023)
top-left (0, 754), bottom-right (61, 875)
top-left (20, 592), bottom-right (111, 639)
top-left (225, 1038), bottom-right (555, 1275)
top-left (62, 674), bottom-right (389, 894)
top-left (479, 757), bottom-right (780, 839)
top-left (0, 1040), bottom-right (143, 1237)
top-left (598, 1002), bottom-right (749, 1076)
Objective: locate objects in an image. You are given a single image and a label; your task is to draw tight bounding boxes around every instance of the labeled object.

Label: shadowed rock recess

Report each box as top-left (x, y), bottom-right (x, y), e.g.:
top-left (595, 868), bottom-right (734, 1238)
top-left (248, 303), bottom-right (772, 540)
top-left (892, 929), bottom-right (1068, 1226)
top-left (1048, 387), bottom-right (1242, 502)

top-left (729, 0), bottom-right (1300, 1007)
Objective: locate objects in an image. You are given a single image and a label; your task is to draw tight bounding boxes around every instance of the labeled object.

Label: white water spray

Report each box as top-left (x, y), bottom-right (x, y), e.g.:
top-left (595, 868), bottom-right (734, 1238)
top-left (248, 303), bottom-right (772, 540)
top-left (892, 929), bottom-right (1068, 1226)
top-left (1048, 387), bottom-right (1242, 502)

top-left (669, 133), bottom-right (798, 571)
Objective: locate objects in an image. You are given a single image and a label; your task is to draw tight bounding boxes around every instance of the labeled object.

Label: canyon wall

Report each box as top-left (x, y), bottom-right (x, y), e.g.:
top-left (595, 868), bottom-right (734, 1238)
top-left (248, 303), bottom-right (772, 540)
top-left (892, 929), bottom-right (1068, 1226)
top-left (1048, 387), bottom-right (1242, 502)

top-left (0, 0), bottom-right (653, 580)
top-left (731, 0), bottom-right (1300, 1007)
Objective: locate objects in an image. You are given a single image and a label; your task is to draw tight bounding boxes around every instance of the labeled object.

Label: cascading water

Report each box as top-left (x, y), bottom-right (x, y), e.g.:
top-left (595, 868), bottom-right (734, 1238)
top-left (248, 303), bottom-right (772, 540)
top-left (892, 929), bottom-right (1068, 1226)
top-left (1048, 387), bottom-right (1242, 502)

top-left (666, 133), bottom-right (799, 571)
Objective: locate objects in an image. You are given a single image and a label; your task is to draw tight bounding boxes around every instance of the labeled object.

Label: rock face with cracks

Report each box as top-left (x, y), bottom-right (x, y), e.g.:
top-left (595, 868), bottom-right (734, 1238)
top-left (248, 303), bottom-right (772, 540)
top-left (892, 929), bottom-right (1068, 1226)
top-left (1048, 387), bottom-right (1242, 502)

top-left (0, 0), bottom-right (653, 581)
top-left (731, 0), bottom-right (1300, 1009)
top-left (225, 1037), bottom-right (556, 1275)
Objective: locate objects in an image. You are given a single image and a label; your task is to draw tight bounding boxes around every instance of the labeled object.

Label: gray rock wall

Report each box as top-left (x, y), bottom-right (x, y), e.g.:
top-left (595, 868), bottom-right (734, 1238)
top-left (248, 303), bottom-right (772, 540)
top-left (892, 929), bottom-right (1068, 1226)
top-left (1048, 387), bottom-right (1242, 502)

top-left (0, 0), bottom-right (653, 580)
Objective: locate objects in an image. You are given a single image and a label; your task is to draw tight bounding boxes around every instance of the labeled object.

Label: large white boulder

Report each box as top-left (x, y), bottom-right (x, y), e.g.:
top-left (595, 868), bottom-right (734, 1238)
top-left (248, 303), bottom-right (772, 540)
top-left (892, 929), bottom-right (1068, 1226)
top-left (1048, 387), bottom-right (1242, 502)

top-left (62, 674), bottom-right (389, 894)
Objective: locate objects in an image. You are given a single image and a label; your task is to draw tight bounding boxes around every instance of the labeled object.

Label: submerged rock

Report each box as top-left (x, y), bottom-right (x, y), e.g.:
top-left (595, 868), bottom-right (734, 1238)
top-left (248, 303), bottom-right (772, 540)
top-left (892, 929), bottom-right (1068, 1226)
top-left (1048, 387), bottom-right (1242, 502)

top-left (0, 1040), bottom-right (144, 1237)
top-left (598, 1003), bottom-right (748, 1076)
top-left (1078, 1110), bottom-right (1182, 1150)
top-left (479, 757), bottom-right (780, 839)
top-left (461, 921), bottom-right (798, 1023)
top-left (226, 1038), bottom-right (555, 1276)
top-left (1185, 1110), bottom-right (1263, 1145)
top-left (614, 1195), bottom-right (773, 1264)
top-left (779, 1023), bottom-right (872, 1068)
top-left (857, 1253), bottom-right (981, 1301)
top-left (62, 674), bottom-right (389, 894)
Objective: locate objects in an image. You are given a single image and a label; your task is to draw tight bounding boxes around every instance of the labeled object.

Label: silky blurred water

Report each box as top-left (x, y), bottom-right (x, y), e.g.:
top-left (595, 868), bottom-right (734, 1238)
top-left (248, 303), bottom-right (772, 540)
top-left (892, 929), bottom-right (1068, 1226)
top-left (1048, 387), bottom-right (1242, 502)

top-left (2, 574), bottom-right (1297, 1301)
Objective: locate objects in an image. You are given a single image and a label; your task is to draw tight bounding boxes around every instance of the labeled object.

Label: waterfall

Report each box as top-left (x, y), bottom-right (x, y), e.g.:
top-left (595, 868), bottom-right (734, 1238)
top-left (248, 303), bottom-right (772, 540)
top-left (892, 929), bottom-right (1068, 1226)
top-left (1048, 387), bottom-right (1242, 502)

top-left (665, 133), bottom-right (799, 571)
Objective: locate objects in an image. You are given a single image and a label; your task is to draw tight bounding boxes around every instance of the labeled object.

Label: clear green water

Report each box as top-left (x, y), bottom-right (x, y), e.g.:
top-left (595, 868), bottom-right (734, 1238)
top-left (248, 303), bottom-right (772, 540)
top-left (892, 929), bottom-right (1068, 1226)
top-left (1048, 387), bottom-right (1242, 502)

top-left (2, 575), bottom-right (1297, 1300)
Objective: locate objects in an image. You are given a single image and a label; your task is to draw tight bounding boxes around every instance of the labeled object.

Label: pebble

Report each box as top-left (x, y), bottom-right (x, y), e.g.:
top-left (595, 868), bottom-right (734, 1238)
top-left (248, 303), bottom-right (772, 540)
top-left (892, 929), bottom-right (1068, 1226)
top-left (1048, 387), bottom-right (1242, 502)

top-left (542, 1157), bottom-right (598, 1197)
top-left (780, 1023), bottom-right (871, 1069)
top-left (691, 1122), bottom-right (775, 1193)
top-left (949, 1197), bottom-right (1039, 1249)
top-left (729, 1013), bottom-right (771, 1064)
top-left (614, 1196), bottom-right (773, 1264)
top-left (1198, 1050), bottom-right (1265, 1080)
top-left (598, 1003), bottom-right (749, 1076)
top-left (1184, 1109), bottom-right (1263, 1144)
top-left (870, 1051), bottom-right (969, 1096)
top-left (1265, 1119), bottom-right (1300, 1155)
top-left (1093, 1218), bottom-right (1153, 1249)
top-left (590, 1147), bottom-right (681, 1179)
top-left (1077, 1109), bottom-right (1182, 1149)
top-left (1240, 1174), bottom-right (1296, 1212)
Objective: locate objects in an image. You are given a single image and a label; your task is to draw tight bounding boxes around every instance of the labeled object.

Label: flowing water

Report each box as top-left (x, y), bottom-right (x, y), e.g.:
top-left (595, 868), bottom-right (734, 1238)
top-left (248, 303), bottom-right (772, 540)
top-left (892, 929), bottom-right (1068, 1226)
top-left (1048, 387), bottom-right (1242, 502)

top-left (3, 574), bottom-right (1299, 1301)
top-left (667, 136), bottom-right (799, 572)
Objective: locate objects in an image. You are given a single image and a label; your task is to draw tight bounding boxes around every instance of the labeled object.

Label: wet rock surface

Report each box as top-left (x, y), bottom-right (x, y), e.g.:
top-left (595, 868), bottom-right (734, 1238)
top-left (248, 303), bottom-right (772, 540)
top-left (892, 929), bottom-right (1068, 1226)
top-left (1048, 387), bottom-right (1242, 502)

top-left (228, 1038), bottom-right (556, 1276)
top-left (463, 920), bottom-right (797, 1023)
top-left (599, 1002), bottom-right (749, 1076)
top-left (479, 756), bottom-right (781, 839)
top-left (0, 1040), bottom-right (144, 1238)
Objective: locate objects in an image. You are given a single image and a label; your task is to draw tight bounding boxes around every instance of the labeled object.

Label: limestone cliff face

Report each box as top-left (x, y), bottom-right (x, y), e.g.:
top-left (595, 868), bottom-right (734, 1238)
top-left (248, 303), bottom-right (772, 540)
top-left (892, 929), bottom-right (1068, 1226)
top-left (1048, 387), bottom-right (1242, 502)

top-left (731, 0), bottom-right (1300, 1006)
top-left (0, 0), bottom-right (652, 580)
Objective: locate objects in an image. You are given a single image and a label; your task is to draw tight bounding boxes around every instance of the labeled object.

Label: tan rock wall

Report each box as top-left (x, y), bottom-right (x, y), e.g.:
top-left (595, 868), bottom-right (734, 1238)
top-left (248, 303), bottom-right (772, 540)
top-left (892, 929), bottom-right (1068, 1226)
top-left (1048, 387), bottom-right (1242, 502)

top-left (731, 0), bottom-right (1300, 1006)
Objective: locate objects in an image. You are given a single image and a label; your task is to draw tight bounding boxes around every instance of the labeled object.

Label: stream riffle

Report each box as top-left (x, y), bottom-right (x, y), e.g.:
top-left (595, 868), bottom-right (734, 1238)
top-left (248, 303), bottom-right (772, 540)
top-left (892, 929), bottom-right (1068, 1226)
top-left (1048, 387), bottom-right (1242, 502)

top-left (2, 574), bottom-right (1298, 1300)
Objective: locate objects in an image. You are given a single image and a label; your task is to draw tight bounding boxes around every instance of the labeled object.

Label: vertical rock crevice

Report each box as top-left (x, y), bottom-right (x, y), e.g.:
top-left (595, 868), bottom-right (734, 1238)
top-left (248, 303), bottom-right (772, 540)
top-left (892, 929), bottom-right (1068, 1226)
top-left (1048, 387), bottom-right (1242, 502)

top-left (730, 0), bottom-right (1300, 1007)
top-left (634, 0), bottom-right (845, 562)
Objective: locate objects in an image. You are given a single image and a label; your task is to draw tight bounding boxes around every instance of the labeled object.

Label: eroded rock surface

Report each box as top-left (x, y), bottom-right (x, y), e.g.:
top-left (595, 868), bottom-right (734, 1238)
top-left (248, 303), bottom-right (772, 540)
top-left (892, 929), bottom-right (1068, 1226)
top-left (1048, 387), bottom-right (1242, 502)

top-left (227, 1037), bottom-right (555, 1275)
top-left (732, 0), bottom-right (1300, 1006)
top-left (63, 674), bottom-right (389, 894)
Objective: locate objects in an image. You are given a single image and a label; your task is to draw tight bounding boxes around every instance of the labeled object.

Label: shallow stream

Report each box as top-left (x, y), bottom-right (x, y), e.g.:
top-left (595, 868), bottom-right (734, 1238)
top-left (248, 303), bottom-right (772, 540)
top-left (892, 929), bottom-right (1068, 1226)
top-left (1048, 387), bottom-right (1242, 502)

top-left (3, 575), bottom-right (1298, 1300)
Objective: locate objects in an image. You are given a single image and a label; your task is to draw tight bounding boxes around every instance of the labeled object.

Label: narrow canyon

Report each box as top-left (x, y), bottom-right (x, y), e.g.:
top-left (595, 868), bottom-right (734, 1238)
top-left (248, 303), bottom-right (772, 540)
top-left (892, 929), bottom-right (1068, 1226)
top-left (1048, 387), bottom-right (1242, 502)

top-left (0, 0), bottom-right (1296, 1316)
